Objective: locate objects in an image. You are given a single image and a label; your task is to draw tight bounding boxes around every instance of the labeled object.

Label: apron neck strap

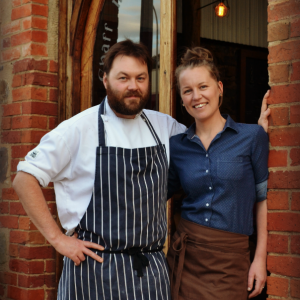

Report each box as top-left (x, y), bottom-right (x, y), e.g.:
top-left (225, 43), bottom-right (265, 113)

top-left (98, 100), bottom-right (106, 147)
top-left (98, 99), bottom-right (163, 147)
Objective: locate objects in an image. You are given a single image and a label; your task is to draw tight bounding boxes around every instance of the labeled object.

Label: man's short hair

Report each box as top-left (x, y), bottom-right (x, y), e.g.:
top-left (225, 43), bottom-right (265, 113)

top-left (103, 39), bottom-right (152, 76)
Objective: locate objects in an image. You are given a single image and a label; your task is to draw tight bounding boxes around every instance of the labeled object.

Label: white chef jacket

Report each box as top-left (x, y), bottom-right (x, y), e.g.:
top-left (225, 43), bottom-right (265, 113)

top-left (17, 98), bottom-right (186, 235)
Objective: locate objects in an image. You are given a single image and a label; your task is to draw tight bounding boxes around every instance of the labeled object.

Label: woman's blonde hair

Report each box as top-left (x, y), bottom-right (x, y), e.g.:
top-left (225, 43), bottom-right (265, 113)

top-left (176, 47), bottom-right (223, 106)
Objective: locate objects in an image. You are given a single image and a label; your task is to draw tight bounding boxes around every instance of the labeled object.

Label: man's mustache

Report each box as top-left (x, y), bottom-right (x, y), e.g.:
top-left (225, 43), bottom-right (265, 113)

top-left (123, 91), bottom-right (142, 97)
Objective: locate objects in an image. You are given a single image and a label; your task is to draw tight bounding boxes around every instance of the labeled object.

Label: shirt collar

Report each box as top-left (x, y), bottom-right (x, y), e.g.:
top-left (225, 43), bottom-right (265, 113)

top-left (183, 114), bottom-right (239, 140)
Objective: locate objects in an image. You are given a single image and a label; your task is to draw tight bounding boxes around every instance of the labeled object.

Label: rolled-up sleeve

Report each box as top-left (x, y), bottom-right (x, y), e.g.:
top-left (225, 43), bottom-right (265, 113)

top-left (251, 126), bottom-right (269, 201)
top-left (17, 131), bottom-right (71, 187)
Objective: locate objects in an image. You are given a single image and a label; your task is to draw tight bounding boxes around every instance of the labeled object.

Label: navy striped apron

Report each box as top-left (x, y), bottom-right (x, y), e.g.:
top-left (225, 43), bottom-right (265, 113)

top-left (57, 100), bottom-right (170, 300)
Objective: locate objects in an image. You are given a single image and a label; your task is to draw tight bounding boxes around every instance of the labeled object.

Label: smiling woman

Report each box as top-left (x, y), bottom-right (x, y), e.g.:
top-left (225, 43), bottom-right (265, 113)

top-left (92, 0), bottom-right (161, 110)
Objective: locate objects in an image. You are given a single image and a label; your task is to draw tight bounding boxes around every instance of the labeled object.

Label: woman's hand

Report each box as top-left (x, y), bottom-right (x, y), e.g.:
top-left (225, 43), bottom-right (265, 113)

top-left (258, 90), bottom-right (271, 133)
top-left (247, 258), bottom-right (267, 298)
top-left (54, 232), bottom-right (104, 266)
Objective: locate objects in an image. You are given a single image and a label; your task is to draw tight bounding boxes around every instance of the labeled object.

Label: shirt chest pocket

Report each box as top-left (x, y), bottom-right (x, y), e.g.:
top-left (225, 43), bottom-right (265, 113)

top-left (217, 158), bottom-right (243, 180)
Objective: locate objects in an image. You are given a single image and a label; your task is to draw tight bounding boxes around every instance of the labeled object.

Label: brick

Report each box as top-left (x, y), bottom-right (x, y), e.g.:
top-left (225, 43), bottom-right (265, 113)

top-left (268, 0), bottom-right (300, 22)
top-left (49, 117), bottom-right (58, 129)
top-left (42, 189), bottom-right (55, 202)
top-left (269, 171), bottom-right (300, 189)
top-left (22, 42), bottom-right (48, 57)
top-left (290, 105), bottom-right (300, 124)
top-left (32, 30), bottom-right (48, 43)
top-left (19, 245), bottom-right (55, 259)
top-left (0, 272), bottom-right (18, 285)
top-left (291, 279), bottom-right (300, 298)
top-left (11, 31), bottom-right (31, 47)
top-left (268, 84), bottom-right (300, 104)
top-left (25, 72), bottom-right (58, 87)
top-left (10, 231), bottom-right (45, 244)
top-left (13, 0), bottom-right (22, 6)
top-left (268, 150), bottom-right (288, 167)
top-left (290, 148), bottom-right (300, 166)
top-left (1, 131), bottom-right (21, 144)
top-left (19, 217), bottom-right (37, 230)
top-left (268, 22), bottom-right (289, 42)
top-left (2, 117), bottom-right (11, 130)
top-left (269, 40), bottom-right (300, 64)
top-left (1, 20), bottom-right (21, 36)
top-left (23, 0), bottom-right (49, 4)
top-left (32, 4), bottom-right (48, 16)
top-left (268, 212), bottom-right (300, 232)
top-left (22, 102), bottom-right (58, 116)
top-left (10, 202), bottom-right (26, 215)
top-left (268, 64), bottom-right (289, 83)
top-left (11, 145), bottom-right (35, 158)
top-left (0, 202), bottom-right (9, 214)
top-left (13, 58), bottom-right (47, 73)
top-left (11, 4), bottom-right (32, 20)
top-left (292, 192), bottom-right (300, 211)
top-left (266, 276), bottom-right (288, 297)
top-left (9, 259), bottom-right (44, 274)
top-left (2, 37), bottom-right (11, 48)
top-left (12, 74), bottom-right (24, 88)
top-left (2, 103), bottom-right (22, 116)
top-left (2, 188), bottom-right (19, 200)
top-left (267, 255), bottom-right (300, 277)
top-left (49, 60), bottom-right (58, 73)
top-left (12, 87), bottom-right (47, 101)
top-left (21, 130), bottom-right (47, 143)
top-left (9, 243), bottom-right (19, 257)
top-left (269, 127), bottom-right (300, 147)
top-left (1, 48), bottom-right (21, 62)
top-left (0, 216), bottom-right (18, 229)
top-left (11, 159), bottom-right (20, 172)
top-left (47, 203), bottom-right (57, 215)
top-left (49, 89), bottom-right (58, 102)
top-left (23, 16), bottom-right (48, 30)
top-left (45, 259), bottom-right (55, 273)
top-left (18, 274), bottom-right (55, 289)
top-left (267, 191), bottom-right (289, 210)
top-left (12, 116), bottom-right (47, 129)
top-left (291, 61), bottom-right (300, 81)
top-left (291, 18), bottom-right (300, 38)
top-left (291, 235), bottom-right (300, 255)
top-left (46, 288), bottom-right (56, 299)
top-left (7, 285), bottom-right (44, 299)
top-left (267, 234), bottom-right (288, 254)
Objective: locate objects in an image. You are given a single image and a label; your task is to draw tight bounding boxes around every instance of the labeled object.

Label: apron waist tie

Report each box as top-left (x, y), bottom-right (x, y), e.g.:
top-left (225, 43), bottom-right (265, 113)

top-left (171, 232), bottom-right (188, 300)
top-left (102, 246), bottom-right (163, 277)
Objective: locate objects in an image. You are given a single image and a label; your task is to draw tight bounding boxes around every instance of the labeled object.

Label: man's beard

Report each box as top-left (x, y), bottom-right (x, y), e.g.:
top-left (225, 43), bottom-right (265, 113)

top-left (106, 82), bottom-right (150, 116)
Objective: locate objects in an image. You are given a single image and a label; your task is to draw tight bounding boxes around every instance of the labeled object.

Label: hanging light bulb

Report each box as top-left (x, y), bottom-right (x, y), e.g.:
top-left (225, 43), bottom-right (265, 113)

top-left (215, 1), bottom-right (229, 17)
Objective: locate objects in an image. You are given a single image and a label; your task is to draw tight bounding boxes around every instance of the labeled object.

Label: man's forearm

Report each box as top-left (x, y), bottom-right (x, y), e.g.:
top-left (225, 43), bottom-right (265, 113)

top-left (13, 171), bottom-right (64, 247)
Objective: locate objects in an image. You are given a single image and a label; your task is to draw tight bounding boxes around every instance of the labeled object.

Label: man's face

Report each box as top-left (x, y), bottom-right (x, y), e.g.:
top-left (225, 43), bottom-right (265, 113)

top-left (103, 55), bottom-right (150, 119)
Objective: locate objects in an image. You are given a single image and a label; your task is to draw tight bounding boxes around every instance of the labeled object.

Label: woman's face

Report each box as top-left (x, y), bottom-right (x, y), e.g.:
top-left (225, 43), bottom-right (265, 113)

top-left (179, 66), bottom-right (223, 122)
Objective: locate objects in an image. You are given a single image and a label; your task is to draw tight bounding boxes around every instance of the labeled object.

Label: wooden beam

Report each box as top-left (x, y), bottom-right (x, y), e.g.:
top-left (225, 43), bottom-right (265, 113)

top-left (70, 0), bottom-right (84, 56)
top-left (80, 0), bottom-right (105, 111)
top-left (159, 0), bottom-right (177, 117)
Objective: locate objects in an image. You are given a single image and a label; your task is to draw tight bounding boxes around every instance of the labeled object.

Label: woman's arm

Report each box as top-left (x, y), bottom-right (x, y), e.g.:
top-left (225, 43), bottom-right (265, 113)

top-left (247, 199), bottom-right (267, 298)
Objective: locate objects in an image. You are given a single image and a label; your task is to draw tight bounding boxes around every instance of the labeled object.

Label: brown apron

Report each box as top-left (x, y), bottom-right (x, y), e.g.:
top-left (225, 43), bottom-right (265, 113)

top-left (167, 218), bottom-right (250, 300)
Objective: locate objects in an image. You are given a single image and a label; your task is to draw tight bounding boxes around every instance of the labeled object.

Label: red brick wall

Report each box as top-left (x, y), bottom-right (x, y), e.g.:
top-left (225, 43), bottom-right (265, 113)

top-left (267, 0), bottom-right (300, 299)
top-left (0, 1), bottom-right (58, 299)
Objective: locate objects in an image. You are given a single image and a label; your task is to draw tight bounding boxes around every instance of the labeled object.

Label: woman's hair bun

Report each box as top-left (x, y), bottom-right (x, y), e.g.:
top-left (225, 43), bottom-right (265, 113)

top-left (181, 47), bottom-right (214, 65)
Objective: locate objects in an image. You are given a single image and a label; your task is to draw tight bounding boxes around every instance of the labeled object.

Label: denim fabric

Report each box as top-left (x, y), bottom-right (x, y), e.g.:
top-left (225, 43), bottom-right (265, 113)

top-left (168, 115), bottom-right (269, 235)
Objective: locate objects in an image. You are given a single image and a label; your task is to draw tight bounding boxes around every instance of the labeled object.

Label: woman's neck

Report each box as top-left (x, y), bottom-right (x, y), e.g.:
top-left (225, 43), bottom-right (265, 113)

top-left (195, 111), bottom-right (226, 150)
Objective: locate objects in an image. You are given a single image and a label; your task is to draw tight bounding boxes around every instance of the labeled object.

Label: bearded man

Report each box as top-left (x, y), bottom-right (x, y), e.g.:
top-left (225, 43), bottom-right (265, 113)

top-left (13, 39), bottom-right (270, 299)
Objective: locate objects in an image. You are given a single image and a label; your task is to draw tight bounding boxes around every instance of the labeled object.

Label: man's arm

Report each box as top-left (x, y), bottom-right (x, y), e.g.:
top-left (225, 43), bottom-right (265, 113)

top-left (247, 200), bottom-right (267, 298)
top-left (258, 90), bottom-right (271, 133)
top-left (13, 171), bottom-right (104, 265)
